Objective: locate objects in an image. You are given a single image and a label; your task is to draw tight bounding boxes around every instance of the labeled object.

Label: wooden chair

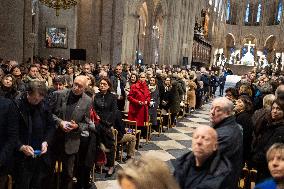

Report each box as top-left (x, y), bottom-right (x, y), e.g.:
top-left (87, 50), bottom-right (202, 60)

top-left (144, 117), bottom-right (152, 143)
top-left (123, 119), bottom-right (141, 149)
top-left (91, 129), bottom-right (118, 182)
top-left (54, 161), bottom-right (62, 189)
top-left (156, 109), bottom-right (164, 136)
top-left (7, 175), bottom-right (12, 189)
top-left (238, 164), bottom-right (257, 189)
top-left (161, 110), bottom-right (171, 130)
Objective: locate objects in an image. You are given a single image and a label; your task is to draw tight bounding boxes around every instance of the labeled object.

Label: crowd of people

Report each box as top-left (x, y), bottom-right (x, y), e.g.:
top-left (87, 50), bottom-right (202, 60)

top-left (0, 57), bottom-right (283, 189)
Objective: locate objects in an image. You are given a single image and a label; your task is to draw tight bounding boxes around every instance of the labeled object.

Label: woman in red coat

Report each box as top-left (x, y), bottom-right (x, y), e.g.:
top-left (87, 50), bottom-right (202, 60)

top-left (128, 72), bottom-right (151, 129)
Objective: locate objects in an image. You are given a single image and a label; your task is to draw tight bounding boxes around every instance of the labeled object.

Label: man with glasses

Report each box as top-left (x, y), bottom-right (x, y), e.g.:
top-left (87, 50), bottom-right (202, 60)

top-left (49, 75), bottom-right (92, 189)
top-left (39, 63), bottom-right (53, 87)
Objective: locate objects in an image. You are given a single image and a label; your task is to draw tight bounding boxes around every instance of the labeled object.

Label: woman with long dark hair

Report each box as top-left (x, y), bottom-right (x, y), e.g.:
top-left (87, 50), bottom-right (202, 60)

top-left (93, 77), bottom-right (117, 177)
top-left (0, 74), bottom-right (19, 99)
top-left (251, 98), bottom-right (284, 182)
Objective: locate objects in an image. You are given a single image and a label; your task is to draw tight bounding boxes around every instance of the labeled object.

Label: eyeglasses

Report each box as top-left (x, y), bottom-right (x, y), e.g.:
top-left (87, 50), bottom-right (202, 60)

top-left (100, 82), bottom-right (108, 86)
top-left (41, 67), bottom-right (48, 70)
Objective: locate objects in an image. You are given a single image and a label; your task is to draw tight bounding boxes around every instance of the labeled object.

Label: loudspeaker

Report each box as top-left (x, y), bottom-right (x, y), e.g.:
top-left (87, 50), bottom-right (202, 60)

top-left (182, 57), bottom-right (188, 66)
top-left (70, 49), bottom-right (86, 61)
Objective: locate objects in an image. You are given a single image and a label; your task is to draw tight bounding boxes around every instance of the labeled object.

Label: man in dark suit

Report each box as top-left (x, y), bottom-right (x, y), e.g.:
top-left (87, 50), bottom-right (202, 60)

top-left (50, 75), bottom-right (92, 189)
top-left (13, 81), bottom-right (55, 189)
top-left (110, 64), bottom-right (127, 111)
top-left (0, 97), bottom-right (18, 189)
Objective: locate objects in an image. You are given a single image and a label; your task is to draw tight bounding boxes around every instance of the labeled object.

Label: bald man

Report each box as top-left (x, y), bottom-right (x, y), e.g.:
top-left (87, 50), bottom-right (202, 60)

top-left (174, 126), bottom-right (233, 189)
top-left (210, 97), bottom-right (243, 189)
top-left (49, 75), bottom-right (92, 189)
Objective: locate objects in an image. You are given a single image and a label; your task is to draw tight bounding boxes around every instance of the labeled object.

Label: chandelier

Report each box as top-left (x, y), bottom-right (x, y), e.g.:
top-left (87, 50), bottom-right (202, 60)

top-left (39, 0), bottom-right (77, 16)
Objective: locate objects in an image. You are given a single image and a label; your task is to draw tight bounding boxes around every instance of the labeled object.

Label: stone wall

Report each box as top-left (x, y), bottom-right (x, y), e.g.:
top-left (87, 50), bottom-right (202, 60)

top-left (38, 4), bottom-right (77, 59)
top-left (0, 0), bottom-right (25, 63)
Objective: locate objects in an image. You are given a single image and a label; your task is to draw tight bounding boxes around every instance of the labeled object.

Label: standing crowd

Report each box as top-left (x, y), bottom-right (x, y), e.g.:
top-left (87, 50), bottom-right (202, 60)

top-left (0, 57), bottom-right (283, 189)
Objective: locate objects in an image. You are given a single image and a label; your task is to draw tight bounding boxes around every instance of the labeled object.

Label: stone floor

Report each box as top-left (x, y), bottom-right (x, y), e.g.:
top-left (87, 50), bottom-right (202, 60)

top-left (92, 77), bottom-right (240, 189)
top-left (92, 103), bottom-right (212, 189)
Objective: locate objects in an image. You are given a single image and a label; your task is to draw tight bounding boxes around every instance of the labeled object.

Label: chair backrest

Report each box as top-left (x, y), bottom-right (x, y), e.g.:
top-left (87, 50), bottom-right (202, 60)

top-left (123, 119), bottom-right (138, 134)
top-left (112, 128), bottom-right (118, 146)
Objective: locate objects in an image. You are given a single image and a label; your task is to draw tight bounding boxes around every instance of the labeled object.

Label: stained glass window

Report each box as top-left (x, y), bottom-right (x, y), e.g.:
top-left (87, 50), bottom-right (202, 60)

top-left (256, 2), bottom-right (261, 23)
top-left (245, 2), bottom-right (250, 23)
top-left (276, 1), bottom-right (282, 23)
top-left (226, 0), bottom-right (231, 21)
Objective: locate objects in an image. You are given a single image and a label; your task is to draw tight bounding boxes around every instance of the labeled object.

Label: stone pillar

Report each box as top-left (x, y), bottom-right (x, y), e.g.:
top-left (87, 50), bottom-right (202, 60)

top-left (23, 0), bottom-right (33, 62)
top-left (99, 0), bottom-right (124, 65)
top-left (111, 0), bottom-right (124, 65)
top-left (0, 0), bottom-right (25, 62)
top-left (100, 0), bottom-right (114, 65)
top-left (77, 0), bottom-right (98, 62)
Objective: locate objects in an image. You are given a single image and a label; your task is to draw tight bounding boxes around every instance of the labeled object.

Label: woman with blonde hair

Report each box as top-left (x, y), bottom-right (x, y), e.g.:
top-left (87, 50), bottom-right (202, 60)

top-left (117, 156), bottom-right (180, 189)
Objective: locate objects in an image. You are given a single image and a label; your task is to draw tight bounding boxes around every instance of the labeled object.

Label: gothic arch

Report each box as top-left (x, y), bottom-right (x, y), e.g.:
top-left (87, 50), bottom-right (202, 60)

top-left (226, 33), bottom-right (236, 46)
top-left (264, 35), bottom-right (276, 50)
top-left (225, 33), bottom-right (235, 58)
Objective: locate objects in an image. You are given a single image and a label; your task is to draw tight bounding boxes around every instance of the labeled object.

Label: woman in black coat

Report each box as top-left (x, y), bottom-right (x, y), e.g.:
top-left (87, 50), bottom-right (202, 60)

top-left (234, 95), bottom-right (254, 165)
top-left (92, 77), bottom-right (117, 177)
top-left (251, 98), bottom-right (284, 182)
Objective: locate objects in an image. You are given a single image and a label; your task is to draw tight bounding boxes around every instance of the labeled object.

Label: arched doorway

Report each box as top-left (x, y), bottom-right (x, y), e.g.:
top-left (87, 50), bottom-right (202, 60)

top-left (225, 33), bottom-right (235, 64)
top-left (264, 35), bottom-right (276, 63)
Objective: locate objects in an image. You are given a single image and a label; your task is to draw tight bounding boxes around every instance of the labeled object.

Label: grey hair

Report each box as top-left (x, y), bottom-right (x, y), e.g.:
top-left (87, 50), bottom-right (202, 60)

top-left (213, 97), bottom-right (234, 115)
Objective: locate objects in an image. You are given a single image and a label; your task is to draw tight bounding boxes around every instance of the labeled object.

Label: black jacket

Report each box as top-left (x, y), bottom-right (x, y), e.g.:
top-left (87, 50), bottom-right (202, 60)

top-left (14, 93), bottom-right (55, 163)
top-left (213, 116), bottom-right (243, 189)
top-left (0, 97), bottom-right (18, 175)
top-left (93, 92), bottom-right (117, 125)
top-left (235, 111), bottom-right (253, 163)
top-left (173, 151), bottom-right (233, 189)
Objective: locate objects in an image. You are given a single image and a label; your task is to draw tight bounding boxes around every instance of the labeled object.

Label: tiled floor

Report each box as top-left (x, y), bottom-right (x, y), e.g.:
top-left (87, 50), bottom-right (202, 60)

top-left (92, 102), bottom-right (212, 189)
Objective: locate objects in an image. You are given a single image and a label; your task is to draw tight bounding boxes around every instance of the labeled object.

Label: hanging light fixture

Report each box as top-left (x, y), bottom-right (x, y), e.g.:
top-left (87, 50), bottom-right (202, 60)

top-left (39, 0), bottom-right (77, 16)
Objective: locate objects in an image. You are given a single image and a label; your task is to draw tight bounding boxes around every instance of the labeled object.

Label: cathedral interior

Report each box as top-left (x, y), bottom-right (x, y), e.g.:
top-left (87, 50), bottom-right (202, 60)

top-left (1, 1), bottom-right (284, 189)
top-left (1, 0), bottom-right (283, 71)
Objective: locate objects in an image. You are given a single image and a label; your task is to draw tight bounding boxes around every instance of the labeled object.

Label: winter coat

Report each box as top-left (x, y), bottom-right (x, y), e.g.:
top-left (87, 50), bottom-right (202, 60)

top-left (235, 111), bottom-right (253, 164)
top-left (254, 178), bottom-right (277, 189)
top-left (186, 80), bottom-right (197, 108)
top-left (173, 151), bottom-right (233, 189)
top-left (213, 116), bottom-right (243, 189)
top-left (0, 97), bottom-right (18, 175)
top-left (251, 119), bottom-right (284, 181)
top-left (169, 80), bottom-right (183, 114)
top-left (148, 85), bottom-right (159, 126)
top-left (128, 81), bottom-right (151, 126)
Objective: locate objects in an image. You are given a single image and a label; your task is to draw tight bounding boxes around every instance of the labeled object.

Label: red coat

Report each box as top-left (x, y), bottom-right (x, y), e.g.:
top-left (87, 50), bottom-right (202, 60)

top-left (127, 81), bottom-right (151, 126)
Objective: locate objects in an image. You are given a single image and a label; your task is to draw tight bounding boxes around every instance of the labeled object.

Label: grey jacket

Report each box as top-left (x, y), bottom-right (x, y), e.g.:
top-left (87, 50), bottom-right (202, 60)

top-left (50, 89), bottom-right (92, 154)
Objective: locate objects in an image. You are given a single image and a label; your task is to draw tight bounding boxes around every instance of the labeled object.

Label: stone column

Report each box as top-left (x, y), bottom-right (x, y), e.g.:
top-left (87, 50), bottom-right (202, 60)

top-left (77, 0), bottom-right (98, 62)
top-left (0, 0), bottom-right (25, 62)
top-left (99, 0), bottom-right (124, 65)
top-left (23, 0), bottom-right (33, 62)
top-left (100, 0), bottom-right (114, 65)
top-left (111, 0), bottom-right (124, 65)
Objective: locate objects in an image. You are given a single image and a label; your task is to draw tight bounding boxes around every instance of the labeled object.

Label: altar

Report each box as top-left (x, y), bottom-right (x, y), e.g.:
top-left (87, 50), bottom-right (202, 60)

top-left (240, 41), bottom-right (255, 66)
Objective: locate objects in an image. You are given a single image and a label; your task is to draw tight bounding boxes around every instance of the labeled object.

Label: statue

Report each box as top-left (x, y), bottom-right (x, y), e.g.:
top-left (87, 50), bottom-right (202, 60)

top-left (202, 9), bottom-right (209, 37)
